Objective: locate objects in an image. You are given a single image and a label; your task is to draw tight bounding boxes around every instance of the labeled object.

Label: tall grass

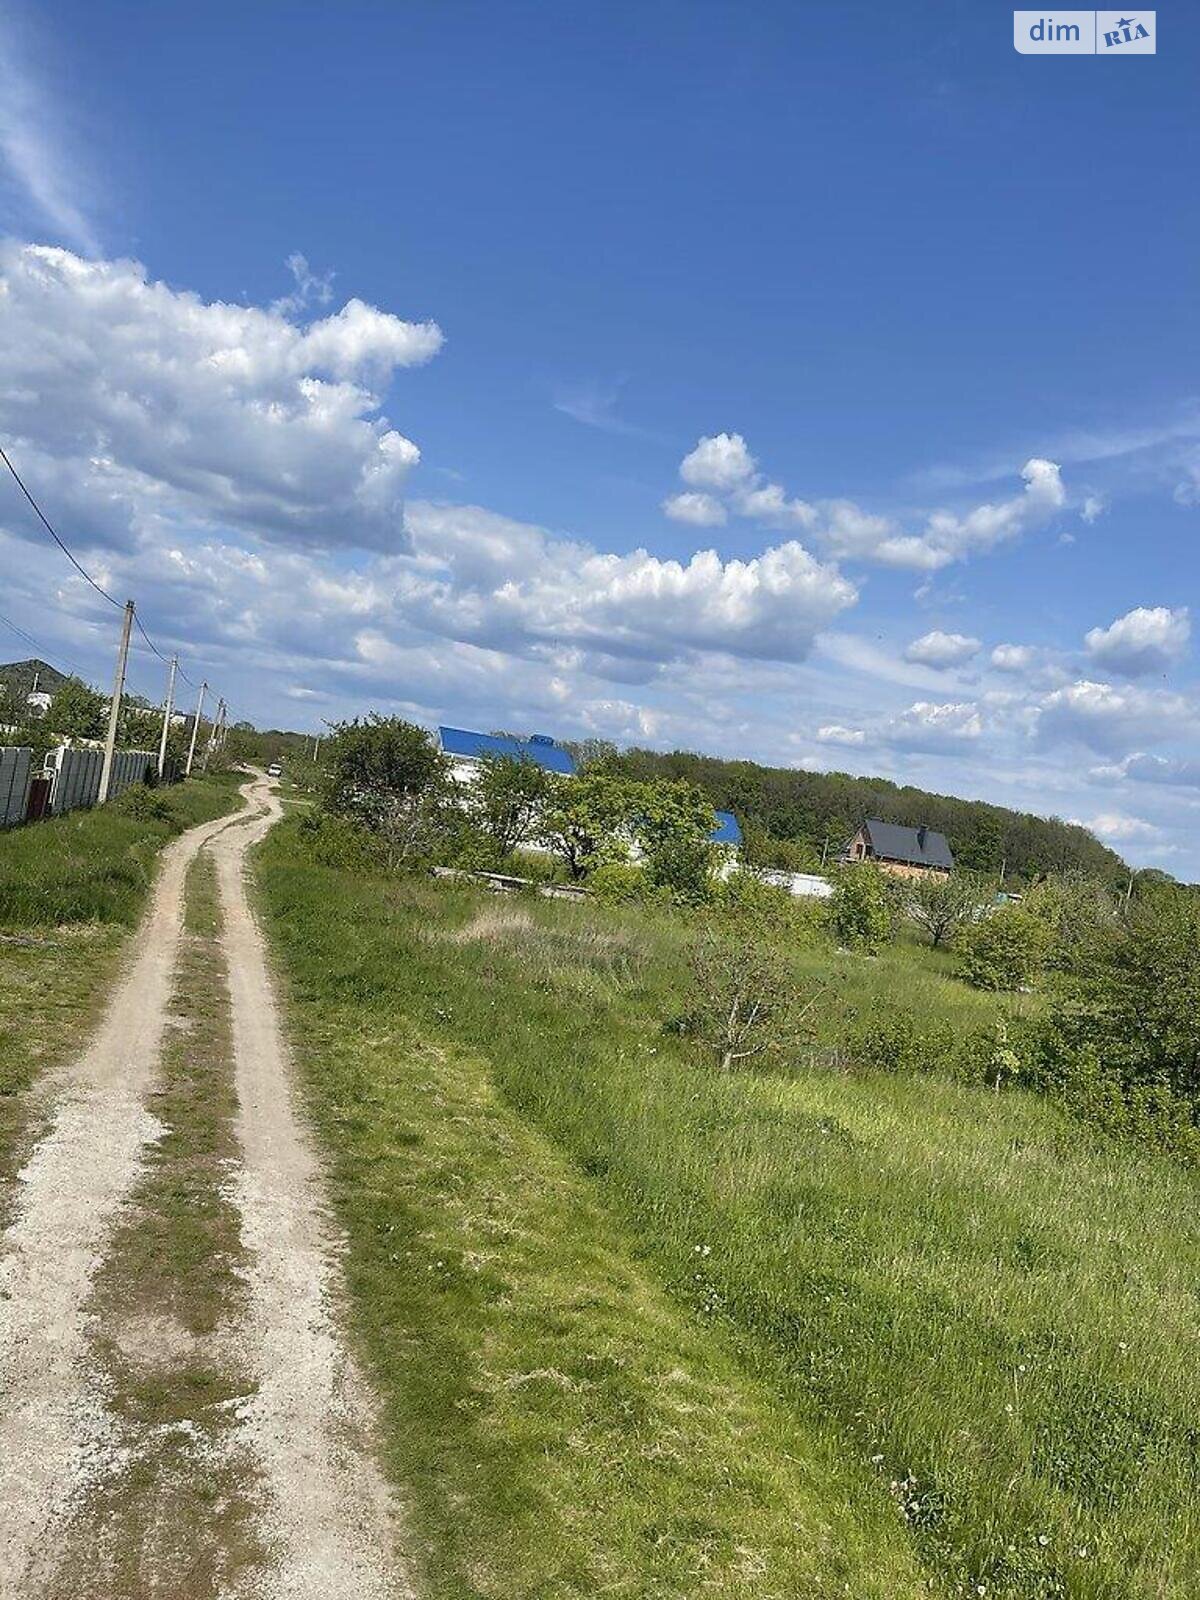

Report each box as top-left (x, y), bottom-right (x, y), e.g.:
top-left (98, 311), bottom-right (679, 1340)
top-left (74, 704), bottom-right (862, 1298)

top-left (0, 772), bottom-right (242, 928)
top-left (258, 824), bottom-right (1200, 1600)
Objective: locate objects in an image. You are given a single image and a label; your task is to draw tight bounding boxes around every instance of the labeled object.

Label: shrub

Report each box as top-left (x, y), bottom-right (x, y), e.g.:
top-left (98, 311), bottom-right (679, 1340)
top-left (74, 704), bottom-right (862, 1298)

top-left (588, 862), bottom-right (664, 906)
top-left (714, 870), bottom-right (827, 943)
top-left (295, 811), bottom-right (387, 872)
top-left (321, 716), bottom-right (454, 870)
top-left (847, 1008), bottom-right (957, 1076)
top-left (959, 905), bottom-right (1051, 990)
top-left (829, 866), bottom-right (894, 953)
top-left (112, 783), bottom-right (170, 823)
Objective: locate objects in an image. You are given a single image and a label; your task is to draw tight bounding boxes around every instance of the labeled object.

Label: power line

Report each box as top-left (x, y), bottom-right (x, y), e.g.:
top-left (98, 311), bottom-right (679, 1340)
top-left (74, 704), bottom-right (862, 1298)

top-left (2, 442), bottom-right (211, 709)
top-left (0, 445), bottom-right (122, 610)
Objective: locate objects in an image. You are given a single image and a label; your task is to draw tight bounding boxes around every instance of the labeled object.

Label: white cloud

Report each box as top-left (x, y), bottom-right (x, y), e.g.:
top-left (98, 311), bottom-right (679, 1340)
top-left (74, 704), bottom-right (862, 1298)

top-left (0, 243), bottom-right (442, 555)
top-left (817, 724), bottom-right (867, 746)
top-left (1089, 752), bottom-right (1200, 790)
top-left (885, 700), bottom-right (983, 752)
top-left (396, 502), bottom-right (858, 668)
top-left (1037, 678), bottom-right (1197, 755)
top-left (679, 432), bottom-right (757, 492)
top-left (903, 630), bottom-right (981, 669)
top-left (668, 436), bottom-right (1066, 572)
top-left (662, 491), bottom-right (727, 527)
top-left (1084, 605), bottom-right (1190, 678)
top-left (1080, 493), bottom-right (1107, 524)
top-left (0, 29), bottom-right (99, 255)
top-left (991, 643), bottom-right (1038, 673)
top-left (1071, 811), bottom-right (1160, 844)
top-left (270, 252), bottom-right (336, 317)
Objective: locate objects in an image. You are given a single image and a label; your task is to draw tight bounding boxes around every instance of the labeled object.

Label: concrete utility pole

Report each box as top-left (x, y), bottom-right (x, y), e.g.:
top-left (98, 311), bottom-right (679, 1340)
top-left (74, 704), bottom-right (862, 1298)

top-left (185, 681), bottom-right (207, 777)
top-left (203, 698), bottom-right (226, 772)
top-left (98, 600), bottom-right (135, 805)
top-left (157, 654), bottom-right (178, 779)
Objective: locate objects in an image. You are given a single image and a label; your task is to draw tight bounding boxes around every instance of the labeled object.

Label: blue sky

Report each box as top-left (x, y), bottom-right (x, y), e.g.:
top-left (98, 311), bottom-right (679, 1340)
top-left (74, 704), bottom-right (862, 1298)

top-left (1, 1), bottom-right (1197, 871)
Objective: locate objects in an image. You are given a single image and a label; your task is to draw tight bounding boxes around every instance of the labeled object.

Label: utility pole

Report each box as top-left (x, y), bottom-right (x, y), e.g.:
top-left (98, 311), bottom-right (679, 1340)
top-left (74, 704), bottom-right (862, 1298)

top-left (157, 654), bottom-right (178, 779)
top-left (98, 600), bottom-right (135, 805)
top-left (203, 698), bottom-right (226, 771)
top-left (185, 681), bottom-right (207, 777)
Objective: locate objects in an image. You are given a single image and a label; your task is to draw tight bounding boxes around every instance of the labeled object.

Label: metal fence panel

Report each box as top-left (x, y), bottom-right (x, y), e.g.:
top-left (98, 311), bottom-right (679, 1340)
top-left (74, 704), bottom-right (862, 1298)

top-left (0, 747), bottom-right (32, 828)
top-left (108, 749), bottom-right (155, 799)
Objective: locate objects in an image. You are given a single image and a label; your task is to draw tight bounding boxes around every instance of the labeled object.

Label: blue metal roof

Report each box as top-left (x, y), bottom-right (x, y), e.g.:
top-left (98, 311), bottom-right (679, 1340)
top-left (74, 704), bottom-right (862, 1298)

top-left (711, 809), bottom-right (742, 846)
top-left (438, 726), bottom-right (577, 776)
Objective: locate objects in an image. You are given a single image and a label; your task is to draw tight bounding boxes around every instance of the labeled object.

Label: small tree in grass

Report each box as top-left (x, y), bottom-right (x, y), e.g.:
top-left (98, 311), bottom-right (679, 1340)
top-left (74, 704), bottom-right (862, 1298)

top-left (630, 778), bottom-right (718, 903)
top-left (830, 865), bottom-right (894, 953)
top-left (322, 715), bottom-right (453, 870)
top-left (542, 770), bottom-right (635, 879)
top-left (685, 929), bottom-right (826, 1072)
top-left (469, 753), bottom-right (554, 855)
top-left (959, 904), bottom-right (1052, 991)
top-left (905, 871), bottom-right (985, 949)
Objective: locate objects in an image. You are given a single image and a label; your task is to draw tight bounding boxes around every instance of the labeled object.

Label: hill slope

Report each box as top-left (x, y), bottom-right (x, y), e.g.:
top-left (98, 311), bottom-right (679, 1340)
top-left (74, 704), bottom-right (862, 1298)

top-left (0, 658), bottom-right (71, 706)
top-left (610, 746), bottom-right (1124, 883)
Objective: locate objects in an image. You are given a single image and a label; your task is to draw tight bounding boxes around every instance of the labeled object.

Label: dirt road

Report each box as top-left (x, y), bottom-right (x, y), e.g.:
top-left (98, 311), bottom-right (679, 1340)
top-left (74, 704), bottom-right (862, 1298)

top-left (0, 774), bottom-right (409, 1599)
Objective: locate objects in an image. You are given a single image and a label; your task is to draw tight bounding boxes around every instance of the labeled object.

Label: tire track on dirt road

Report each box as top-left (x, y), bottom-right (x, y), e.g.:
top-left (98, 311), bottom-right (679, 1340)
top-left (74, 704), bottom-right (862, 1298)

top-left (0, 784), bottom-right (264, 1596)
top-left (211, 781), bottom-right (410, 1599)
top-left (0, 773), bottom-right (409, 1598)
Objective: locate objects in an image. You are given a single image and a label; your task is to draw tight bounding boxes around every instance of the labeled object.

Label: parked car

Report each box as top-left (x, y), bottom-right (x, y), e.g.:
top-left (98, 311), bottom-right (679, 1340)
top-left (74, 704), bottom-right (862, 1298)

top-left (267, 762), bottom-right (282, 778)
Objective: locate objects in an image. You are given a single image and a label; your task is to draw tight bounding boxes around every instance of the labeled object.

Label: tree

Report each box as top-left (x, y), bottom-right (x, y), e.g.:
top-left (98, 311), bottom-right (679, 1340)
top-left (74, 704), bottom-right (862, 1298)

top-left (959, 905), bottom-right (1052, 991)
top-left (905, 871), bottom-right (986, 949)
top-left (542, 770), bottom-right (635, 879)
top-left (830, 865), bottom-right (894, 953)
top-left (44, 677), bottom-right (105, 740)
top-left (469, 754), bottom-right (554, 854)
top-left (322, 716), bottom-right (452, 870)
top-left (685, 929), bottom-right (825, 1072)
top-left (629, 778), bottom-right (717, 902)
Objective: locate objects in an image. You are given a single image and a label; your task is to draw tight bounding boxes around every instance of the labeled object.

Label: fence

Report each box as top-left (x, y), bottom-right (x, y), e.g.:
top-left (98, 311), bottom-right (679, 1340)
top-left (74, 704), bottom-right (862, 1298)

top-left (0, 745), bottom-right (158, 828)
top-left (0, 747), bottom-right (32, 828)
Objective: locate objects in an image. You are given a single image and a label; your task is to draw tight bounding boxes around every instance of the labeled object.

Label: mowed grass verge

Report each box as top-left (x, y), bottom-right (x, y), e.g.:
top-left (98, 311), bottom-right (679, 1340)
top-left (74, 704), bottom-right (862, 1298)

top-left (258, 823), bottom-right (1200, 1600)
top-left (0, 771), bottom-right (244, 1199)
top-left (255, 831), bottom-right (929, 1599)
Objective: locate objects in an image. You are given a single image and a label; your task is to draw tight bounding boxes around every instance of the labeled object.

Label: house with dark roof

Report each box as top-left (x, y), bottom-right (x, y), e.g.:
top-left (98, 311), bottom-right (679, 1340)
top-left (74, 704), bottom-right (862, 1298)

top-left (842, 817), bottom-right (954, 878)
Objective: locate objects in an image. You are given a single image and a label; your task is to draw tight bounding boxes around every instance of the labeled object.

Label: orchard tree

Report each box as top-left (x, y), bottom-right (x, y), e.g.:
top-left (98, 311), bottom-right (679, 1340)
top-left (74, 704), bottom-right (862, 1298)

top-left (906, 871), bottom-right (986, 949)
top-left (44, 677), bottom-right (106, 740)
top-left (630, 778), bottom-right (717, 902)
top-left (959, 905), bottom-right (1052, 991)
top-left (542, 770), bottom-right (635, 879)
top-left (830, 865), bottom-right (895, 953)
top-left (469, 753), bottom-right (554, 854)
top-left (322, 716), bottom-right (452, 869)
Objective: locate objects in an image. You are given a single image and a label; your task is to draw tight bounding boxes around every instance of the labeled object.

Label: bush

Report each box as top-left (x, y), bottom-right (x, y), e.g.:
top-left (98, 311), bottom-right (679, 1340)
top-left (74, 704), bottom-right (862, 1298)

top-left (713, 870), bottom-right (827, 943)
top-left (847, 1008), bottom-right (957, 1076)
top-left (112, 783), bottom-right (170, 822)
top-left (588, 862), bottom-right (668, 907)
top-left (958, 905), bottom-right (1051, 990)
top-left (829, 866), bottom-right (894, 953)
top-left (295, 811), bottom-right (387, 872)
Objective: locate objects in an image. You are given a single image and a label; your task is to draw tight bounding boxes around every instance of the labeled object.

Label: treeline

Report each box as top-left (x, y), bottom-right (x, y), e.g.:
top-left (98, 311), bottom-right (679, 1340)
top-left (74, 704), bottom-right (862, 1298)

top-left (607, 746), bottom-right (1126, 885)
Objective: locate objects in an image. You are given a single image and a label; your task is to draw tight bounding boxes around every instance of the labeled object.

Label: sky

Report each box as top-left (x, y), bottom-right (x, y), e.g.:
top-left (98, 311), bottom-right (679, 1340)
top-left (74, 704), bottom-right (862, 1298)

top-left (0, 1), bottom-right (1197, 873)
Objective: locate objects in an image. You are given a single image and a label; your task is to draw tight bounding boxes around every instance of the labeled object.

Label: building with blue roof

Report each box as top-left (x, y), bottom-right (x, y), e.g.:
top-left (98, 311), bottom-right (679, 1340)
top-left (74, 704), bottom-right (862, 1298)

top-left (438, 726), bottom-right (577, 779)
top-left (711, 810), bottom-right (742, 847)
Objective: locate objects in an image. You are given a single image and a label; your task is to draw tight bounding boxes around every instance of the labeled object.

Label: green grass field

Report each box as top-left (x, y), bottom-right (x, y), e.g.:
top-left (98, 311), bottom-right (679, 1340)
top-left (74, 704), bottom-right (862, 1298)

top-left (0, 771), bottom-right (244, 1196)
top-left (257, 823), bottom-right (1200, 1599)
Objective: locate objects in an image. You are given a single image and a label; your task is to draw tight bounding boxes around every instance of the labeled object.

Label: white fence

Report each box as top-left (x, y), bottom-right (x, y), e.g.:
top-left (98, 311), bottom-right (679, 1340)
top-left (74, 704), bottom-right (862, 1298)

top-left (0, 745), bottom-right (157, 828)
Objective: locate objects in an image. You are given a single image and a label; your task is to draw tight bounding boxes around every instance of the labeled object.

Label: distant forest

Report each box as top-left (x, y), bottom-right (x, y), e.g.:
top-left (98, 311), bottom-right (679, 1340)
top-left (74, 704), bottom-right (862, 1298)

top-left (608, 746), bottom-right (1127, 885)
